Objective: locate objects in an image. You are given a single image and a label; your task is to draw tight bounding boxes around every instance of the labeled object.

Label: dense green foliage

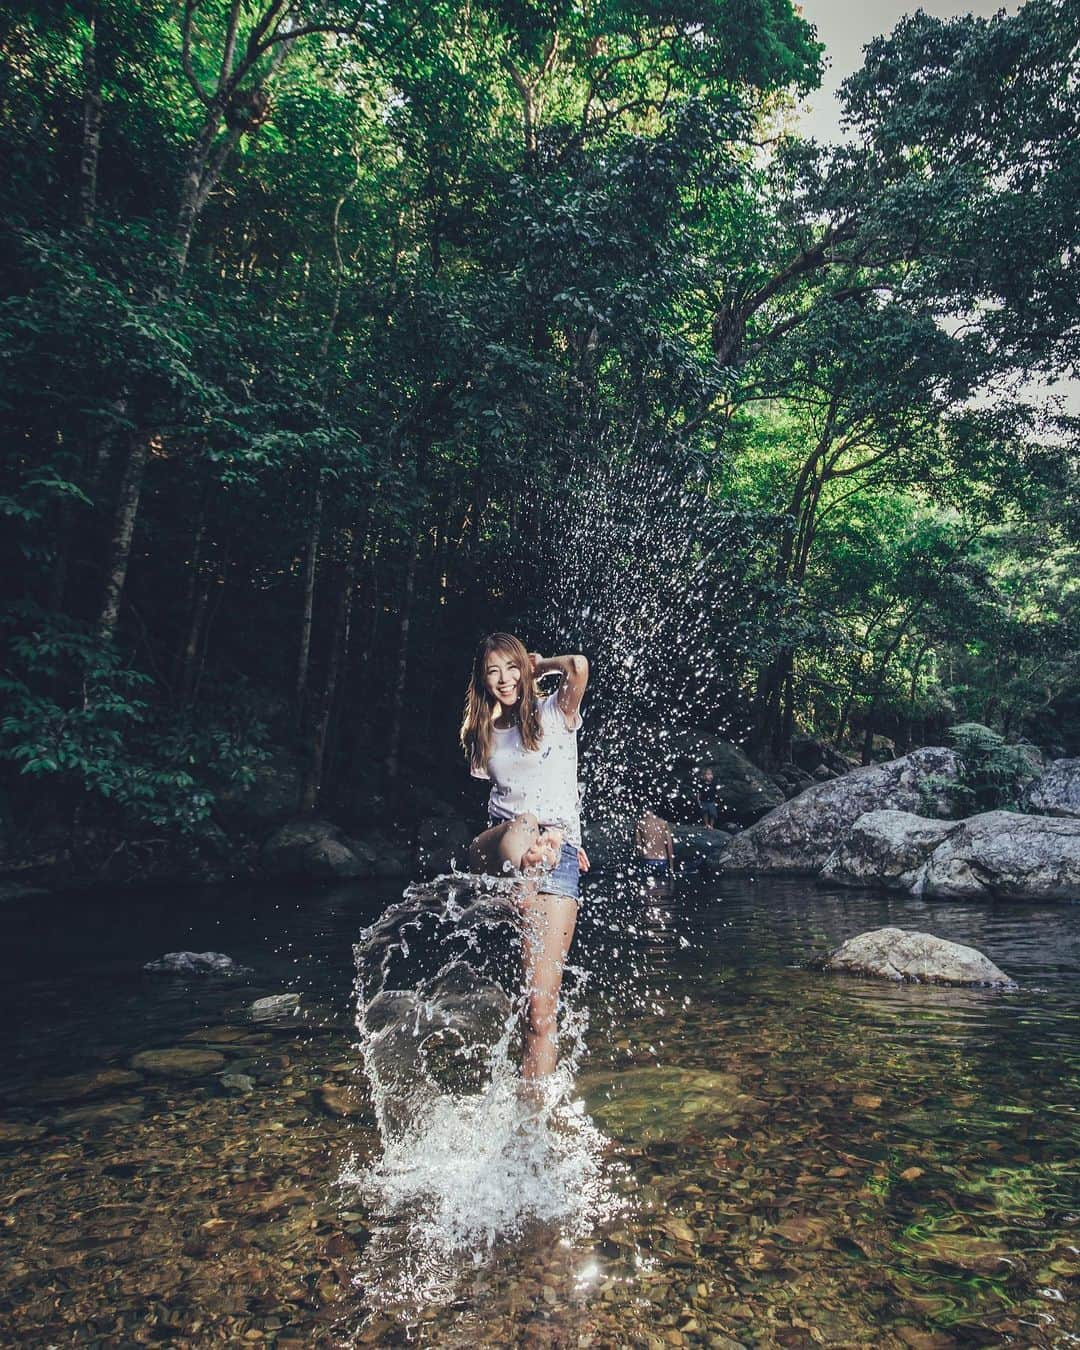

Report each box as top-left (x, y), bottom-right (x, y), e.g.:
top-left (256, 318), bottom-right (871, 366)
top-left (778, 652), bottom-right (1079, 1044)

top-left (1, 0), bottom-right (1077, 846)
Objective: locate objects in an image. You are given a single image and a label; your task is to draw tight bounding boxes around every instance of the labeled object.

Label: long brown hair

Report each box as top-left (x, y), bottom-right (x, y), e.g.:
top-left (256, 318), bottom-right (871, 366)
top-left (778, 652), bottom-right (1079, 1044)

top-left (460, 632), bottom-right (543, 774)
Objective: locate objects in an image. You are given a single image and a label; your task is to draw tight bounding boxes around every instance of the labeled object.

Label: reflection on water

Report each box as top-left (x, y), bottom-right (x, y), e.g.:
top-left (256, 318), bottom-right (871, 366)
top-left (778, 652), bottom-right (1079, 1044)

top-left (0, 874), bottom-right (1077, 1346)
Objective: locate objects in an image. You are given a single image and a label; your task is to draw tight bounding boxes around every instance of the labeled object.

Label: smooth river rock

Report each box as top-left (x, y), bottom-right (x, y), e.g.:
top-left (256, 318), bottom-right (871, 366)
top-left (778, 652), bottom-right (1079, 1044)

top-left (819, 810), bottom-right (959, 889)
top-left (908, 810), bottom-right (1080, 901)
top-left (823, 928), bottom-right (1016, 988)
top-left (7, 1067), bottom-right (143, 1107)
top-left (718, 747), bottom-right (960, 874)
top-left (250, 993), bottom-right (301, 1020)
top-left (1023, 758), bottom-right (1080, 818)
top-left (129, 1047), bottom-right (227, 1078)
top-left (261, 819), bottom-right (376, 880)
top-left (143, 951), bottom-right (249, 975)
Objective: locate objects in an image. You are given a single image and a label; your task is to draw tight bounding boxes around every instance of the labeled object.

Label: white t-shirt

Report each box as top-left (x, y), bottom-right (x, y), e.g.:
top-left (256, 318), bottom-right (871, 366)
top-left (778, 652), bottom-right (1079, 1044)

top-left (472, 691), bottom-right (583, 845)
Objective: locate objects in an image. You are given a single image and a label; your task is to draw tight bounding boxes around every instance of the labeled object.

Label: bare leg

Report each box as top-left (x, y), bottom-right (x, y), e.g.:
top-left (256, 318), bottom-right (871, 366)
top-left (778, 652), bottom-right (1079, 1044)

top-left (518, 890), bottom-right (579, 1081)
top-left (468, 814), bottom-right (562, 876)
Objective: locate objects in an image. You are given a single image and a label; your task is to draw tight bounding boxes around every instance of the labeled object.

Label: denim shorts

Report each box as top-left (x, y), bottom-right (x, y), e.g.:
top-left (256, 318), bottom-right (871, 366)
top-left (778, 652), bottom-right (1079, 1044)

top-left (541, 840), bottom-right (581, 902)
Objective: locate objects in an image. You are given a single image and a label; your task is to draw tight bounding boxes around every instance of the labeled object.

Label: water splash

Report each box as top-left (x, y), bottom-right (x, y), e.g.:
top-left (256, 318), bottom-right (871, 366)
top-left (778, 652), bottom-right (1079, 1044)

top-left (340, 873), bottom-right (624, 1312)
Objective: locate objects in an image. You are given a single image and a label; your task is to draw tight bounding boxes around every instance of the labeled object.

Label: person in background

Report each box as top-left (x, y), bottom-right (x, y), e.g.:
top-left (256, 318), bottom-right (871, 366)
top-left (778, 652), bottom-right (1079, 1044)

top-left (634, 809), bottom-right (675, 892)
top-left (696, 765), bottom-right (719, 828)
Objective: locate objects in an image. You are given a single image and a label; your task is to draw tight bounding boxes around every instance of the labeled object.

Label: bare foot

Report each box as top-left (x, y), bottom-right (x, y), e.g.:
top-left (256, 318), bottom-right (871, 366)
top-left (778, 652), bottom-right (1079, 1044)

top-left (521, 827), bottom-right (563, 872)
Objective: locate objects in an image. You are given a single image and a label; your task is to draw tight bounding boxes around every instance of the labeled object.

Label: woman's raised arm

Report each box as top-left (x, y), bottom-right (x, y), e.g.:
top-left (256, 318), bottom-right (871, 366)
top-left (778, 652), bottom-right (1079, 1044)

top-left (529, 651), bottom-right (589, 723)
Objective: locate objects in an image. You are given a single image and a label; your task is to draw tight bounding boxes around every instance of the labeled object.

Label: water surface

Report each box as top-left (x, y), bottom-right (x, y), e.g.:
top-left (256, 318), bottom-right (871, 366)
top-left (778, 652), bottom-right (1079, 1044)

top-left (1, 874), bottom-right (1077, 1346)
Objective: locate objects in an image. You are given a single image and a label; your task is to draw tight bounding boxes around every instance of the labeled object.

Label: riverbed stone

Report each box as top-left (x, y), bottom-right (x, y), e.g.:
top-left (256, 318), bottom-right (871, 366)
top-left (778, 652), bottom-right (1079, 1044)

top-left (1023, 758), bottom-right (1080, 818)
top-left (578, 1066), bottom-right (760, 1140)
top-left (907, 810), bottom-right (1080, 902)
top-left (822, 928), bottom-right (1016, 988)
top-left (261, 819), bottom-right (376, 880)
top-left (314, 1082), bottom-right (369, 1118)
top-left (718, 747), bottom-right (961, 874)
top-left (251, 993), bottom-right (301, 1020)
top-left (53, 1099), bottom-right (146, 1129)
top-left (819, 811), bottom-right (960, 889)
top-left (0, 1120), bottom-right (47, 1148)
top-left (129, 1047), bottom-right (227, 1078)
top-left (7, 1066), bottom-right (143, 1107)
top-left (143, 951), bottom-right (249, 975)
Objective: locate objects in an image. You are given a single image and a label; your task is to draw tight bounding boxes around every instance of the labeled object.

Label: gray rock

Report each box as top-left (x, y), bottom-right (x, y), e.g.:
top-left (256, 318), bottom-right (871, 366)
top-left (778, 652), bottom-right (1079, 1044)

top-left (908, 810), bottom-right (1080, 902)
top-left (718, 747), bottom-right (961, 875)
top-left (129, 1047), bottom-right (227, 1078)
top-left (54, 1099), bottom-right (146, 1129)
top-left (261, 819), bottom-right (375, 880)
top-left (1024, 758), bottom-right (1080, 818)
top-left (672, 824), bottom-right (729, 876)
top-left (671, 734), bottom-right (785, 824)
top-left (218, 1073), bottom-right (256, 1096)
top-left (8, 1067), bottom-right (143, 1107)
top-left (770, 763), bottom-right (817, 799)
top-left (250, 993), bottom-right (301, 1021)
top-left (143, 951), bottom-right (250, 975)
top-left (823, 928), bottom-right (1016, 988)
top-left (581, 815), bottom-right (631, 871)
top-left (791, 735), bottom-right (856, 777)
top-left (820, 810), bottom-right (960, 890)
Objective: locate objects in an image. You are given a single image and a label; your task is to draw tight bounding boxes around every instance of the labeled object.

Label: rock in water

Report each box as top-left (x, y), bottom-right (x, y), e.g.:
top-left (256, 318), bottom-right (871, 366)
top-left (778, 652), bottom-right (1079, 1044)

top-left (823, 928), bottom-right (1016, 988)
top-left (718, 747), bottom-right (960, 874)
top-left (129, 1048), bottom-right (227, 1078)
top-left (820, 810), bottom-right (959, 889)
top-left (669, 733), bottom-right (785, 824)
top-left (143, 951), bottom-right (249, 974)
top-left (261, 818), bottom-right (376, 879)
top-left (1023, 758), bottom-right (1080, 818)
top-left (908, 810), bottom-right (1080, 901)
top-left (251, 993), bottom-right (301, 1020)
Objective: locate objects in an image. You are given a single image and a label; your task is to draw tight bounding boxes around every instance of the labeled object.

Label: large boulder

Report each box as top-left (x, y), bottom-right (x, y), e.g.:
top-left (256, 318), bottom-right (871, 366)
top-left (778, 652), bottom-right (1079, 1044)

top-left (1023, 758), bottom-right (1080, 818)
top-left (669, 733), bottom-right (785, 824)
top-left (822, 928), bottom-right (1016, 988)
top-left (581, 815), bottom-right (631, 872)
top-left (719, 747), bottom-right (960, 874)
top-left (261, 819), bottom-right (376, 879)
top-left (672, 824), bottom-right (730, 876)
top-left (908, 810), bottom-right (1080, 902)
top-left (820, 810), bottom-right (959, 890)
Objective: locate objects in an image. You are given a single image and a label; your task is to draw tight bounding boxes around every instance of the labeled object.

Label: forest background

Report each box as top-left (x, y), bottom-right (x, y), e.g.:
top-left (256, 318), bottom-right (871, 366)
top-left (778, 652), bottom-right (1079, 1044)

top-left (2, 0), bottom-right (1078, 875)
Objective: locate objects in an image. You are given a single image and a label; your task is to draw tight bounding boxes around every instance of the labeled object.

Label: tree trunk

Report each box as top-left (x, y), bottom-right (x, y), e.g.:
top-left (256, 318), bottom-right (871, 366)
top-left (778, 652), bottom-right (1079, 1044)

top-left (78, 3), bottom-right (101, 234)
top-left (295, 479), bottom-right (324, 715)
top-left (178, 568), bottom-right (214, 708)
top-left (97, 433), bottom-right (150, 641)
top-left (383, 541), bottom-right (419, 804)
top-left (299, 528), bottom-right (363, 813)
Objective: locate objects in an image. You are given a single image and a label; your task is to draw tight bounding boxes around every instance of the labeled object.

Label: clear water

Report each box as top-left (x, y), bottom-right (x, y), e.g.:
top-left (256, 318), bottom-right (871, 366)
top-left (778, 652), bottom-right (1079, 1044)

top-left (1, 873), bottom-right (1077, 1347)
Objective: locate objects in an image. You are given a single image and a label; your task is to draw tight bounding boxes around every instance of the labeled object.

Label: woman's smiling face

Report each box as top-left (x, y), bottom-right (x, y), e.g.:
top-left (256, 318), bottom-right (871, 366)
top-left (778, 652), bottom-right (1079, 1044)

top-left (484, 650), bottom-right (523, 708)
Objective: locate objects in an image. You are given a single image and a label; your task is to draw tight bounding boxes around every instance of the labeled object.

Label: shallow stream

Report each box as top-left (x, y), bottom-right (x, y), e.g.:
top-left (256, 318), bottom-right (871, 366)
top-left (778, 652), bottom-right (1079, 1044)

top-left (1, 873), bottom-right (1077, 1347)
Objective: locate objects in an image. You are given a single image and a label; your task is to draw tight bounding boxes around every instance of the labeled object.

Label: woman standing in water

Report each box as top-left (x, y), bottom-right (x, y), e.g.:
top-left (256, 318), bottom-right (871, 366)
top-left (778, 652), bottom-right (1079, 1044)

top-left (460, 633), bottom-right (589, 1082)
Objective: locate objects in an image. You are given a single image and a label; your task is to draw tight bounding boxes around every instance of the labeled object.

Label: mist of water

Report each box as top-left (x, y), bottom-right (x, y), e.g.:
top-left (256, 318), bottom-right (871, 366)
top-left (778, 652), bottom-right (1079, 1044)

top-left (341, 873), bottom-right (625, 1311)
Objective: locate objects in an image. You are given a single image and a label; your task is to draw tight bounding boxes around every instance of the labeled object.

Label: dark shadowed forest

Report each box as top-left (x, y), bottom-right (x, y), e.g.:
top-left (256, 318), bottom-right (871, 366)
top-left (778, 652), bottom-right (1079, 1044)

top-left (2, 0), bottom-right (1078, 876)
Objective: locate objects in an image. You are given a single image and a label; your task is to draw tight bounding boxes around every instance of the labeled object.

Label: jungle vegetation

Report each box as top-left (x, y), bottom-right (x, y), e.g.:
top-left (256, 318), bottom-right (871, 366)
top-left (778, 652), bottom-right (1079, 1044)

top-left (1, 0), bottom-right (1078, 845)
